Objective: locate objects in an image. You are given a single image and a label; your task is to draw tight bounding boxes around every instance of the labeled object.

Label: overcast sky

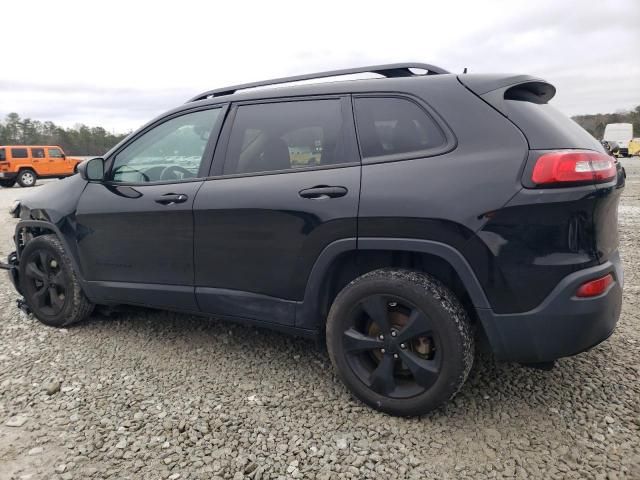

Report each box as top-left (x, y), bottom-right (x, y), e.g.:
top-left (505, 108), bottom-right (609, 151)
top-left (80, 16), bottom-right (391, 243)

top-left (1, 0), bottom-right (638, 132)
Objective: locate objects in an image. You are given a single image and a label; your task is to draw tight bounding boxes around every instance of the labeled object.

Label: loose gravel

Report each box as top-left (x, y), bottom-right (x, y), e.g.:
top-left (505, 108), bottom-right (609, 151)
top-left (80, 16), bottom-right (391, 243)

top-left (1, 162), bottom-right (639, 480)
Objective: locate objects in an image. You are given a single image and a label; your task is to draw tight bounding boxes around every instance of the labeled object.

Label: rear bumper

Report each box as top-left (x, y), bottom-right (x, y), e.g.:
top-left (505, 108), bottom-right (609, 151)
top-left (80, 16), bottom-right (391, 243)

top-left (477, 251), bottom-right (623, 363)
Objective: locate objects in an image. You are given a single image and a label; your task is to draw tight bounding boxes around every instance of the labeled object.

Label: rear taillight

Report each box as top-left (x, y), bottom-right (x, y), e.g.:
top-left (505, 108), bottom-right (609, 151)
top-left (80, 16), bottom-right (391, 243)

top-left (576, 274), bottom-right (614, 298)
top-left (531, 150), bottom-right (616, 186)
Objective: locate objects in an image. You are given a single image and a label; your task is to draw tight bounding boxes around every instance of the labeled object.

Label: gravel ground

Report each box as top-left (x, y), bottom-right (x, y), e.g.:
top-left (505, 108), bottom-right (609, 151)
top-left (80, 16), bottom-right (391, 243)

top-left (0, 162), bottom-right (639, 480)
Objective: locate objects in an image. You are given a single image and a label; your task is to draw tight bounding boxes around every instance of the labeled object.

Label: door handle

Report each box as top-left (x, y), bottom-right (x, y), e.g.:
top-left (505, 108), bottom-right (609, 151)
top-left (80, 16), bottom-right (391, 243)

top-left (155, 193), bottom-right (188, 205)
top-left (298, 185), bottom-right (348, 199)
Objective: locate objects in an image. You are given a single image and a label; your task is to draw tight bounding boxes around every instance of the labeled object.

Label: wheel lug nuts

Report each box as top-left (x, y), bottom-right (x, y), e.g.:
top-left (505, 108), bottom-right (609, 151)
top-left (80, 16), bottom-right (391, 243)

top-left (378, 334), bottom-right (384, 340)
top-left (400, 343), bottom-right (406, 349)
top-left (391, 331), bottom-right (397, 337)
top-left (393, 353), bottom-right (399, 359)
top-left (388, 302), bottom-right (397, 307)
top-left (381, 348), bottom-right (386, 354)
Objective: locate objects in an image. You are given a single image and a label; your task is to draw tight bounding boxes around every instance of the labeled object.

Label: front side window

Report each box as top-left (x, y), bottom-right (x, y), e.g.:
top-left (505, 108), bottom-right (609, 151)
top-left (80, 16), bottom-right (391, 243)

top-left (32, 148), bottom-right (45, 158)
top-left (0, 148), bottom-right (5, 161)
top-left (110, 108), bottom-right (221, 183)
top-left (223, 99), bottom-right (346, 175)
top-left (354, 97), bottom-right (445, 159)
top-left (47, 148), bottom-right (63, 158)
top-left (11, 148), bottom-right (28, 159)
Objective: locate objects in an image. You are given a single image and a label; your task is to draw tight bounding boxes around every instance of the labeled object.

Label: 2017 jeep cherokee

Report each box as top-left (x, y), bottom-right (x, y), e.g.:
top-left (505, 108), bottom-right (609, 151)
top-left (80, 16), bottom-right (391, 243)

top-left (2, 63), bottom-right (624, 416)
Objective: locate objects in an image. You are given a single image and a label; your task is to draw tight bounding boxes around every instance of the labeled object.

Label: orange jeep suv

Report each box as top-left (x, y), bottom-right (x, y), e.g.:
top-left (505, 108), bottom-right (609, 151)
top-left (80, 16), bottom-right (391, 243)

top-left (0, 145), bottom-right (81, 188)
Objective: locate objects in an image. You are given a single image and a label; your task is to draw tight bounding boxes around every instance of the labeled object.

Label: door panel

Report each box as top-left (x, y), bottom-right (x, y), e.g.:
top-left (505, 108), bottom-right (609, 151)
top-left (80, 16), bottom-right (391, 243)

top-left (30, 148), bottom-right (49, 175)
top-left (75, 181), bottom-right (203, 309)
top-left (193, 96), bottom-right (361, 326)
top-left (72, 106), bottom-right (225, 310)
top-left (193, 166), bottom-right (360, 324)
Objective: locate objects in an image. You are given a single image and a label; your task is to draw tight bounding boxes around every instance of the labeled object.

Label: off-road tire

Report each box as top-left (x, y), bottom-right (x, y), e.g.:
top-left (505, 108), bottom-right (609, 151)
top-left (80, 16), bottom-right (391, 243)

top-left (326, 268), bottom-right (474, 416)
top-left (19, 235), bottom-right (94, 327)
top-left (0, 179), bottom-right (16, 188)
top-left (17, 169), bottom-right (37, 188)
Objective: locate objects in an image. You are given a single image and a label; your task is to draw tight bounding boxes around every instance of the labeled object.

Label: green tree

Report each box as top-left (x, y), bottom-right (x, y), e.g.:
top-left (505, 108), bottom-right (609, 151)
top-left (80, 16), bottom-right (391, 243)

top-left (1, 113), bottom-right (129, 155)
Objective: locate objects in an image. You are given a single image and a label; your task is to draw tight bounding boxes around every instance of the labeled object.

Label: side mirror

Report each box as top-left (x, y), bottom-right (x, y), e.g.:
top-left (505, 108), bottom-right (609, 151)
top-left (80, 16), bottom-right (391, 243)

top-left (77, 157), bottom-right (105, 181)
top-left (61, 153), bottom-right (66, 159)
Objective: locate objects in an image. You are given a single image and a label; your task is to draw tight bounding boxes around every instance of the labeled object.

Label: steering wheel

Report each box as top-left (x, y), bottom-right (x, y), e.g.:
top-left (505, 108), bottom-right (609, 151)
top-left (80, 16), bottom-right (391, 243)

top-left (112, 165), bottom-right (150, 182)
top-left (159, 165), bottom-right (194, 181)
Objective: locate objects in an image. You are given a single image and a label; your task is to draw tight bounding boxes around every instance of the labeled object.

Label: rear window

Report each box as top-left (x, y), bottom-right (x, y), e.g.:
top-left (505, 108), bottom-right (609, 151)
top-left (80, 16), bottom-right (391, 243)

top-left (354, 97), bottom-right (445, 159)
top-left (504, 101), bottom-right (603, 151)
top-left (224, 99), bottom-right (347, 175)
top-left (0, 148), bottom-right (5, 161)
top-left (11, 148), bottom-right (28, 159)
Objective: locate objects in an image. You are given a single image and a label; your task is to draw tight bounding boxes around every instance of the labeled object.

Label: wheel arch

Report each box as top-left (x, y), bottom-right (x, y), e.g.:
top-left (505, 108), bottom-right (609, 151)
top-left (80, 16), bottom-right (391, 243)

top-left (296, 237), bottom-right (490, 331)
top-left (15, 220), bottom-right (86, 287)
top-left (17, 166), bottom-right (37, 177)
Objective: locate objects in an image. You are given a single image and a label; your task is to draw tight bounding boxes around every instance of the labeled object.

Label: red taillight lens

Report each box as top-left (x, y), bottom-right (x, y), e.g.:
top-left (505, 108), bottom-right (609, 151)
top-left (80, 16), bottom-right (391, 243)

top-left (576, 274), bottom-right (614, 298)
top-left (531, 150), bottom-right (616, 186)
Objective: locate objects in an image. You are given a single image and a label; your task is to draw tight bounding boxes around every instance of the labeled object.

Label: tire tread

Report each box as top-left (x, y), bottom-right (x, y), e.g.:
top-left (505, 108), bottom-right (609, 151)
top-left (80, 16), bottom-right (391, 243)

top-left (326, 268), bottom-right (474, 416)
top-left (20, 234), bottom-right (93, 327)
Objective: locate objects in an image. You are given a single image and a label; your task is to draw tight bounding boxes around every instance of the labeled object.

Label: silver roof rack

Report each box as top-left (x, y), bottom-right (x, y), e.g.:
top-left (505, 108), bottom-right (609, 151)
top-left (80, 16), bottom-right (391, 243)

top-left (188, 62), bottom-right (449, 102)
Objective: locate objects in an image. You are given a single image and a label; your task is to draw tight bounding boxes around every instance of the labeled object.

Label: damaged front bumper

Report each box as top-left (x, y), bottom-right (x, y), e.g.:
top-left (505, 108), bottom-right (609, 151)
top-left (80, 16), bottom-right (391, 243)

top-left (0, 251), bottom-right (21, 295)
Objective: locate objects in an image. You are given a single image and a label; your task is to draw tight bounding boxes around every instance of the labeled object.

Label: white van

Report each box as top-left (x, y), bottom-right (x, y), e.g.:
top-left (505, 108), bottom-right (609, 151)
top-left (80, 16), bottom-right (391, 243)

top-left (603, 123), bottom-right (633, 156)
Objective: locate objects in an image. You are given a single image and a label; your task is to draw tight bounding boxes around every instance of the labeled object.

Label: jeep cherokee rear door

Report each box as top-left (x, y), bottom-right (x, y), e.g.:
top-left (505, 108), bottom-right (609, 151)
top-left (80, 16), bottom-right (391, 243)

top-left (193, 97), bottom-right (360, 326)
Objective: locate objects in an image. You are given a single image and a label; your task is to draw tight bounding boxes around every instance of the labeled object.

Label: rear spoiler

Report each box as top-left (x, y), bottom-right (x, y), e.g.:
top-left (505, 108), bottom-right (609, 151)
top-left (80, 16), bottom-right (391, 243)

top-left (458, 74), bottom-right (556, 115)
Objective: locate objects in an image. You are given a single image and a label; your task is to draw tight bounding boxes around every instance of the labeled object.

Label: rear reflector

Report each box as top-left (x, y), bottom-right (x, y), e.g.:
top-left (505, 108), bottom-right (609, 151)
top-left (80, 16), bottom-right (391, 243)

top-left (531, 150), bottom-right (616, 186)
top-left (576, 274), bottom-right (614, 298)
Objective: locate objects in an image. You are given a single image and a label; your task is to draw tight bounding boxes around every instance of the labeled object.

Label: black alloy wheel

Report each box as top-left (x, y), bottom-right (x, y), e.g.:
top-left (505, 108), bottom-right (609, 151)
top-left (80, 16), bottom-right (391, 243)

top-left (19, 235), bottom-right (94, 327)
top-left (343, 294), bottom-right (442, 399)
top-left (23, 249), bottom-right (68, 317)
top-left (326, 269), bottom-right (474, 416)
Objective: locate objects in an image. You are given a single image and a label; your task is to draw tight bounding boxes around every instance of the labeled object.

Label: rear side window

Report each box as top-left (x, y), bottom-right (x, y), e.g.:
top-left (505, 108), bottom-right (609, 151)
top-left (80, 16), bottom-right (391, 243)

top-left (504, 101), bottom-right (604, 151)
top-left (0, 148), bottom-right (5, 161)
top-left (354, 97), bottom-right (445, 159)
top-left (48, 148), bottom-right (63, 158)
top-left (224, 99), bottom-right (346, 175)
top-left (11, 148), bottom-right (28, 159)
top-left (31, 148), bottom-right (45, 158)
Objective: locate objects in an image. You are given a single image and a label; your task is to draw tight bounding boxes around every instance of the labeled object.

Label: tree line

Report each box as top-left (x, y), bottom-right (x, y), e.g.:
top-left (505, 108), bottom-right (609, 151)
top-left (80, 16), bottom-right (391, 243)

top-left (0, 113), bottom-right (129, 156)
top-left (572, 105), bottom-right (640, 140)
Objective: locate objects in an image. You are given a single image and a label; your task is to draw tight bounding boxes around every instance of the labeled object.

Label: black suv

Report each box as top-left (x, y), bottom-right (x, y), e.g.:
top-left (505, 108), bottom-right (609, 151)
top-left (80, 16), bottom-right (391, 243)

top-left (2, 63), bottom-right (624, 416)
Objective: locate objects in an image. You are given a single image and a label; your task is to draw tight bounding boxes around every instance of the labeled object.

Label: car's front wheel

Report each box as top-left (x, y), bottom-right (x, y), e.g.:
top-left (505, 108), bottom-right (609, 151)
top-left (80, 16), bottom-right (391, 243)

top-left (326, 268), bottom-right (474, 416)
top-left (19, 235), bottom-right (94, 327)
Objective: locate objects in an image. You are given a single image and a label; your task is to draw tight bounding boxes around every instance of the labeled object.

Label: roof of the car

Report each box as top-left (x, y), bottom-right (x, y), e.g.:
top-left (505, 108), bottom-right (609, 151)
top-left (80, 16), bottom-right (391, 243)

top-left (114, 69), bottom-right (546, 152)
top-left (0, 145), bottom-right (62, 149)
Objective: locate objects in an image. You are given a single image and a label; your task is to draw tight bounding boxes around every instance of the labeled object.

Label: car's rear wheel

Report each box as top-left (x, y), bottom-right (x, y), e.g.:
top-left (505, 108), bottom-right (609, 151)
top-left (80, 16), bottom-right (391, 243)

top-left (19, 235), bottom-right (94, 327)
top-left (17, 169), bottom-right (37, 188)
top-left (0, 179), bottom-right (16, 188)
top-left (326, 268), bottom-right (474, 416)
